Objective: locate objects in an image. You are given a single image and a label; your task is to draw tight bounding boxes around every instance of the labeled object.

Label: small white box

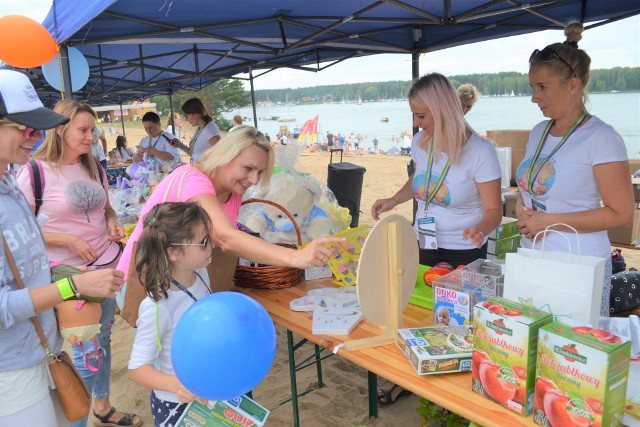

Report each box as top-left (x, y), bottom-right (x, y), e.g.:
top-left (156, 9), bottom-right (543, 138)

top-left (304, 264), bottom-right (333, 280)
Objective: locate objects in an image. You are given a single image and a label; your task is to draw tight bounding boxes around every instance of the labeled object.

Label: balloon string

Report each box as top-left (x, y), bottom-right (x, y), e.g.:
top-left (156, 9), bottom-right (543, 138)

top-left (56, 45), bottom-right (64, 99)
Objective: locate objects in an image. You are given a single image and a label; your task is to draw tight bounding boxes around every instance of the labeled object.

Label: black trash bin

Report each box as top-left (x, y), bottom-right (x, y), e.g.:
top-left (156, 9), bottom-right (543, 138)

top-left (327, 149), bottom-right (366, 228)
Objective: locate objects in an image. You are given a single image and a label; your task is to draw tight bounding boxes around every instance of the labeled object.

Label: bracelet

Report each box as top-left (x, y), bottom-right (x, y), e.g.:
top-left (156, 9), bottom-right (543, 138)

top-left (55, 278), bottom-right (76, 301)
top-left (68, 275), bottom-right (81, 299)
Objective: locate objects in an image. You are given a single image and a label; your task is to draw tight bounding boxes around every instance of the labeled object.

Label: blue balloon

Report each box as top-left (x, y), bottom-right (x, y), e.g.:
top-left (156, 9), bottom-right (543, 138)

top-left (41, 46), bottom-right (89, 92)
top-left (171, 292), bottom-right (276, 401)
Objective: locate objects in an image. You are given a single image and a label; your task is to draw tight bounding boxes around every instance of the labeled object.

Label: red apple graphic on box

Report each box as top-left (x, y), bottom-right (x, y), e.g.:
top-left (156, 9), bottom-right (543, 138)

top-left (511, 365), bottom-right (527, 406)
top-left (562, 343), bottom-right (579, 362)
top-left (543, 390), bottom-right (592, 427)
top-left (588, 329), bottom-right (613, 342)
top-left (505, 308), bottom-right (522, 317)
top-left (534, 377), bottom-right (557, 413)
top-left (479, 360), bottom-right (517, 405)
top-left (472, 350), bottom-right (490, 381)
top-left (488, 304), bottom-right (508, 315)
top-left (602, 334), bottom-right (622, 344)
top-left (492, 319), bottom-right (506, 335)
top-left (585, 397), bottom-right (603, 427)
top-left (572, 326), bottom-right (592, 335)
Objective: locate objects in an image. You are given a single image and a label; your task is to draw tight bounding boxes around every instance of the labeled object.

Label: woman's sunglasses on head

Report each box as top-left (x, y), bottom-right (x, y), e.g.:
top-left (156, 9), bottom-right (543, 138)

top-left (1, 122), bottom-right (41, 139)
top-left (529, 47), bottom-right (576, 76)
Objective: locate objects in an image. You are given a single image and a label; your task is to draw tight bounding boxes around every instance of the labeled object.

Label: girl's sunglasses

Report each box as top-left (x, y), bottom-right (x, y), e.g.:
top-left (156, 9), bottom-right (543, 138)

top-left (171, 235), bottom-right (210, 250)
top-left (1, 122), bottom-right (40, 139)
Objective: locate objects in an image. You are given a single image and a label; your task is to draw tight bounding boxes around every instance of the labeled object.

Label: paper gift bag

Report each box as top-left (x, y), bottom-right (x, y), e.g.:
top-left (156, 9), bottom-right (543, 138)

top-left (503, 225), bottom-right (605, 327)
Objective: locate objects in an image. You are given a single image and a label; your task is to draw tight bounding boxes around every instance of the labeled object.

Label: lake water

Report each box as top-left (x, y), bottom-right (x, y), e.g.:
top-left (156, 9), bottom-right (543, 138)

top-left (226, 92), bottom-right (640, 158)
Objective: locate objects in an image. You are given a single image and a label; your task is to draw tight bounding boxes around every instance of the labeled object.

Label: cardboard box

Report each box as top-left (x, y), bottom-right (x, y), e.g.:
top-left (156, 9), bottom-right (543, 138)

top-left (487, 235), bottom-right (521, 260)
top-left (432, 259), bottom-right (504, 326)
top-left (488, 217), bottom-right (519, 240)
top-left (472, 297), bottom-right (553, 416)
top-left (504, 192), bottom-right (518, 218)
top-left (629, 159), bottom-right (640, 176)
top-left (632, 177), bottom-right (640, 201)
top-left (534, 321), bottom-right (631, 427)
top-left (608, 209), bottom-right (640, 245)
top-left (487, 130), bottom-right (531, 182)
top-left (396, 325), bottom-right (473, 375)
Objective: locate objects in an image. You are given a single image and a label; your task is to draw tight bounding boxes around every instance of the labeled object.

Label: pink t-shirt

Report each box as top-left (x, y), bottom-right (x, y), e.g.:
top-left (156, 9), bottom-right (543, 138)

top-left (16, 162), bottom-right (110, 265)
top-left (117, 164), bottom-right (242, 280)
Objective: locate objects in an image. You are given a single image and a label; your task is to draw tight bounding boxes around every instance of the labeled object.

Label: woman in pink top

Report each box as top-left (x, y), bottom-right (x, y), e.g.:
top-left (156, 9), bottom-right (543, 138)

top-left (117, 127), bottom-right (341, 314)
top-left (16, 100), bottom-right (140, 427)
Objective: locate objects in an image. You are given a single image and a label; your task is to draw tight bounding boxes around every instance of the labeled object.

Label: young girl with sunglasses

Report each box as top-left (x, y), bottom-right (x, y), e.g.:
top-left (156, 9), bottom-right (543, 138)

top-left (128, 202), bottom-right (213, 427)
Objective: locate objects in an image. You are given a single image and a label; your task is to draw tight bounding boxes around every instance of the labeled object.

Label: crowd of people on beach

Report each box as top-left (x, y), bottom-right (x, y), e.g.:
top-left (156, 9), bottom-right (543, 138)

top-left (1, 21), bottom-right (634, 425)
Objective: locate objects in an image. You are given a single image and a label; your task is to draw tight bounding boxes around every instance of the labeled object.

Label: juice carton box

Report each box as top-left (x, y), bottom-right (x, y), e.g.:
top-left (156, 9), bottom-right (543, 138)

top-left (396, 325), bottom-right (473, 375)
top-left (472, 296), bottom-right (553, 416)
top-left (533, 321), bottom-right (631, 427)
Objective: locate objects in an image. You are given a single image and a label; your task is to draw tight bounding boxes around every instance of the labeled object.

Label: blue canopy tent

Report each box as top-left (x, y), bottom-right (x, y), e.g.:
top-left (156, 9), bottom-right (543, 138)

top-left (29, 0), bottom-right (640, 118)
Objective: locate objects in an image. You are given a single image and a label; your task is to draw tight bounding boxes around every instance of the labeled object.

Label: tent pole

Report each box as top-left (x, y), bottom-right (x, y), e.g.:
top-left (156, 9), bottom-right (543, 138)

top-left (59, 44), bottom-right (73, 100)
top-left (119, 99), bottom-right (125, 135)
top-left (168, 91), bottom-right (175, 136)
top-left (249, 66), bottom-right (258, 129)
top-left (411, 27), bottom-right (420, 226)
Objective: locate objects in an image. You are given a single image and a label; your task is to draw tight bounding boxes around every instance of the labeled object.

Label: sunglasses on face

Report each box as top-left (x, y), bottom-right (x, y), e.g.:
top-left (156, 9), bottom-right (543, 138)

top-left (1, 122), bottom-right (40, 139)
top-left (529, 47), bottom-right (576, 76)
top-left (171, 235), bottom-right (210, 250)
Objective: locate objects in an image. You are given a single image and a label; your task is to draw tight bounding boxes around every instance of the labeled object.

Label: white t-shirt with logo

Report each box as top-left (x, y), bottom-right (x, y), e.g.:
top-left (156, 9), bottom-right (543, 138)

top-left (516, 116), bottom-right (627, 258)
top-left (138, 131), bottom-right (180, 163)
top-left (411, 131), bottom-right (501, 250)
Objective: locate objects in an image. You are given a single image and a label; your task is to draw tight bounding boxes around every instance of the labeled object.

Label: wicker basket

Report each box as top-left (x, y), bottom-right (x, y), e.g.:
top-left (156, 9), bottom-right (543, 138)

top-left (233, 198), bottom-right (304, 289)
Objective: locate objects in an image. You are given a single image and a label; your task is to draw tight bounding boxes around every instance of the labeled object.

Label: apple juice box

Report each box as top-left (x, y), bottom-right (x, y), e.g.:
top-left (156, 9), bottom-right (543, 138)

top-left (472, 296), bottom-right (553, 416)
top-left (396, 325), bottom-right (473, 375)
top-left (533, 321), bottom-right (631, 427)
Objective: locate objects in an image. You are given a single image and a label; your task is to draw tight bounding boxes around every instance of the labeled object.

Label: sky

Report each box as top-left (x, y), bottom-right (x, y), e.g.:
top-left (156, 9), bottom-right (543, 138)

top-left (1, 1), bottom-right (639, 90)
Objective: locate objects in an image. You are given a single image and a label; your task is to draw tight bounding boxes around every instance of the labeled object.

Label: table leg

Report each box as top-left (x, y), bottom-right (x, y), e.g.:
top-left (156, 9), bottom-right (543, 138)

top-left (287, 330), bottom-right (301, 427)
top-left (368, 371), bottom-right (378, 418)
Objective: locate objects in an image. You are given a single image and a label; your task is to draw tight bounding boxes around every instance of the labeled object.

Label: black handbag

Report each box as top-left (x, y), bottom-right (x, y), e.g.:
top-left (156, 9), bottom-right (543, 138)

top-left (610, 269), bottom-right (640, 314)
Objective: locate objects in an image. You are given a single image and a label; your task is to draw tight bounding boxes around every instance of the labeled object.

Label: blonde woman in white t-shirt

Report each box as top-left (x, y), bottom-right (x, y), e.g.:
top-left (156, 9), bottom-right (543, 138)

top-left (372, 72), bottom-right (502, 270)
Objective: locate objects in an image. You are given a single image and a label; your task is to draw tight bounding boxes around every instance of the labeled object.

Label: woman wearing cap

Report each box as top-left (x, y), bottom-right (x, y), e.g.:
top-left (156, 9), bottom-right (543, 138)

top-left (16, 100), bottom-right (141, 427)
top-left (0, 70), bottom-right (124, 426)
top-left (169, 98), bottom-right (221, 163)
top-left (515, 23), bottom-right (634, 316)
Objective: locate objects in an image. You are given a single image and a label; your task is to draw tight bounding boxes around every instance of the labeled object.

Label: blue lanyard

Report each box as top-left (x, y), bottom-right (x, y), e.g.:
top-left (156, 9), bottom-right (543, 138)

top-left (170, 272), bottom-right (210, 302)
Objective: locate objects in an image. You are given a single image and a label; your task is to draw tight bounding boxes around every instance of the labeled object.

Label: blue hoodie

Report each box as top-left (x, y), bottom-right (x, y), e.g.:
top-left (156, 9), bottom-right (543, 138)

top-left (0, 172), bottom-right (61, 371)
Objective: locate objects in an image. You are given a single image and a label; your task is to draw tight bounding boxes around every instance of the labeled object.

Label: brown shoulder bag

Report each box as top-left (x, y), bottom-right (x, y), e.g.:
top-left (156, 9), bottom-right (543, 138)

top-left (2, 237), bottom-right (90, 422)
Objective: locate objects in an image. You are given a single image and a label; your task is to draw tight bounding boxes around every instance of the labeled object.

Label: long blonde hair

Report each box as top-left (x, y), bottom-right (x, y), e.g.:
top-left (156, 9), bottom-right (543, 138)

top-left (32, 100), bottom-right (101, 182)
top-left (197, 126), bottom-right (274, 186)
top-left (408, 73), bottom-right (471, 164)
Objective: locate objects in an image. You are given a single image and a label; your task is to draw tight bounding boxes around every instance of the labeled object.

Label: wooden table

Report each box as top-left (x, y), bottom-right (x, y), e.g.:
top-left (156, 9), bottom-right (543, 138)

top-left (248, 278), bottom-right (538, 427)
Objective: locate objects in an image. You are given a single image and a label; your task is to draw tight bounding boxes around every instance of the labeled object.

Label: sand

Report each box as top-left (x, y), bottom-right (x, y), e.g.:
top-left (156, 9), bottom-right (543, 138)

top-left (98, 129), bottom-right (638, 427)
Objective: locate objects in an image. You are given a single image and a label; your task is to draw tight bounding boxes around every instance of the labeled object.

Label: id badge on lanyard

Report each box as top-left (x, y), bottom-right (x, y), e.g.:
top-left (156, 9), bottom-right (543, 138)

top-left (418, 215), bottom-right (437, 249)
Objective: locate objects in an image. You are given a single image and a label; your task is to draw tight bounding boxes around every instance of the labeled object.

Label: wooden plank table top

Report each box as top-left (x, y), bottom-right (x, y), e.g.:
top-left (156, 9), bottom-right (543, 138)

top-left (248, 278), bottom-right (538, 427)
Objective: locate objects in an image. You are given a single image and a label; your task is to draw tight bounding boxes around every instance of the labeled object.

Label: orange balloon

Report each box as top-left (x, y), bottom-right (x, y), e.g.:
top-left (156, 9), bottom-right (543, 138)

top-left (0, 15), bottom-right (57, 68)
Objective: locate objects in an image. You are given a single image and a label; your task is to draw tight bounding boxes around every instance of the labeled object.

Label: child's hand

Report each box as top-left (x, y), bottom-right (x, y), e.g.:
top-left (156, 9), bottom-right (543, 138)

top-left (176, 383), bottom-right (197, 404)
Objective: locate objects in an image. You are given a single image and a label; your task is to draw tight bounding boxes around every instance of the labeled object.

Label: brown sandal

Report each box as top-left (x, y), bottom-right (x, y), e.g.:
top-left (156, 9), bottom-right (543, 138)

top-left (93, 407), bottom-right (143, 427)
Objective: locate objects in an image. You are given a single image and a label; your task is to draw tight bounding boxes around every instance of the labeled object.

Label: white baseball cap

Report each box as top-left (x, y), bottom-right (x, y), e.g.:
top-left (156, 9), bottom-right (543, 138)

top-left (0, 69), bottom-right (69, 129)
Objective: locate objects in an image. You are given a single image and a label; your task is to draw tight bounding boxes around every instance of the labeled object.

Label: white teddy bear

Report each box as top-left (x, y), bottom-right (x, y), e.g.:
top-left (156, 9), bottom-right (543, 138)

top-left (241, 173), bottom-right (332, 244)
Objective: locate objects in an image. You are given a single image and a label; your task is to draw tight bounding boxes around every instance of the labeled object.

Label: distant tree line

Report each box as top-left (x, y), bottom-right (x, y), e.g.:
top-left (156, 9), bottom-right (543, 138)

top-left (151, 79), bottom-right (248, 130)
top-left (252, 67), bottom-right (640, 103)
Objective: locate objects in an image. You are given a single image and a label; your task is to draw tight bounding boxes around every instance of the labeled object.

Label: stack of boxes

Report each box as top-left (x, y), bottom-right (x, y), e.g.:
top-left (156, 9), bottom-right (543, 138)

top-left (487, 217), bottom-right (521, 260)
top-left (608, 176), bottom-right (640, 245)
